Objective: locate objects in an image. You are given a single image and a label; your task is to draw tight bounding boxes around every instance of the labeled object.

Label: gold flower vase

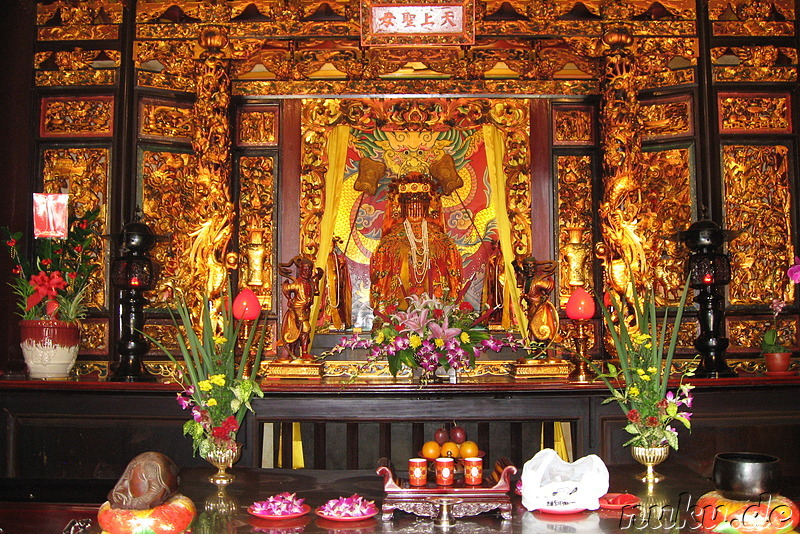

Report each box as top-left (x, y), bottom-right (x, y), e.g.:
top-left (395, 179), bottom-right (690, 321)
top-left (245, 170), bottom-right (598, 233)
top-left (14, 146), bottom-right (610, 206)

top-left (204, 442), bottom-right (241, 486)
top-left (631, 445), bottom-right (669, 484)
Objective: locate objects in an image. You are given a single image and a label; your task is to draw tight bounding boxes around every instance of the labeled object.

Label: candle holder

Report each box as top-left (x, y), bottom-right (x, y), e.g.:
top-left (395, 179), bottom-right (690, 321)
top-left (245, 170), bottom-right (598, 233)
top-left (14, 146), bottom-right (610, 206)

top-left (566, 287), bottom-right (596, 383)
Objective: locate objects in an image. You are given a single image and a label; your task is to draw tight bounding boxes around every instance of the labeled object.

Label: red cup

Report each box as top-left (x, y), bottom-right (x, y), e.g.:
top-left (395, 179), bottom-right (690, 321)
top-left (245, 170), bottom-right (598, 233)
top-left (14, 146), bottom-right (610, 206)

top-left (435, 457), bottom-right (454, 486)
top-left (408, 458), bottom-right (427, 486)
top-left (464, 457), bottom-right (483, 485)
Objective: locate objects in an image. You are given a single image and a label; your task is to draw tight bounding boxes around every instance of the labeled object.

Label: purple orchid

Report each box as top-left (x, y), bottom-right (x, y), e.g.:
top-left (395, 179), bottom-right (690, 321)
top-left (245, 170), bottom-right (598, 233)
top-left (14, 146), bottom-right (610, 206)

top-left (176, 392), bottom-right (192, 410)
top-left (788, 257), bottom-right (800, 283)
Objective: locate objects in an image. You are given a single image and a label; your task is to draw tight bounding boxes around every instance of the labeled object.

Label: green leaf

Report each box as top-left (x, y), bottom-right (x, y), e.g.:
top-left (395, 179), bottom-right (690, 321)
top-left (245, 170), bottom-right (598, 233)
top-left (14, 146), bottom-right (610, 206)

top-left (666, 403), bottom-right (678, 417)
top-left (665, 431), bottom-right (679, 450)
top-left (674, 415), bottom-right (691, 429)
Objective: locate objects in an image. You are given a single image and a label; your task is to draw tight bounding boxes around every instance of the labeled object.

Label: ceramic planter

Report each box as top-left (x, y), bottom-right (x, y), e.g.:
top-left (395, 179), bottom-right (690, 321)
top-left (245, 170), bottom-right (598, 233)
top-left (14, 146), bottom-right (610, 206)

top-left (763, 352), bottom-right (792, 373)
top-left (19, 319), bottom-right (80, 379)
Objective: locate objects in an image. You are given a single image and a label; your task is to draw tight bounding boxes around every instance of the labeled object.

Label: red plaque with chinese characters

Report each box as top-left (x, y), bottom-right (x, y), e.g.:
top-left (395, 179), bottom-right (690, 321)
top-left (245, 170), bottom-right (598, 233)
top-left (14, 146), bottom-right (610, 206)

top-left (361, 0), bottom-right (475, 46)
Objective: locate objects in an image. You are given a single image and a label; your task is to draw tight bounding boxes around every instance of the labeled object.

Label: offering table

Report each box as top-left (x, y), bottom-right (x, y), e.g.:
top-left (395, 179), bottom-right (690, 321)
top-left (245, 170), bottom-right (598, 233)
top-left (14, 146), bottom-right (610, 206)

top-left (4, 462), bottom-right (799, 533)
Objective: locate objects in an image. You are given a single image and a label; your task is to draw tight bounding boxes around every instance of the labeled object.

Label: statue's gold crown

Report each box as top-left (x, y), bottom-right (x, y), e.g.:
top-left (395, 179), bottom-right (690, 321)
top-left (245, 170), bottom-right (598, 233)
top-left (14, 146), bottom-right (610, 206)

top-left (391, 172), bottom-right (435, 200)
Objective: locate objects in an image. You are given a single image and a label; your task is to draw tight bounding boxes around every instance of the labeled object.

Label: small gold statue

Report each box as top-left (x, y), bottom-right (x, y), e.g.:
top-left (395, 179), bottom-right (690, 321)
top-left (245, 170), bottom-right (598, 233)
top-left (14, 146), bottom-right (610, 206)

top-left (278, 256), bottom-right (323, 361)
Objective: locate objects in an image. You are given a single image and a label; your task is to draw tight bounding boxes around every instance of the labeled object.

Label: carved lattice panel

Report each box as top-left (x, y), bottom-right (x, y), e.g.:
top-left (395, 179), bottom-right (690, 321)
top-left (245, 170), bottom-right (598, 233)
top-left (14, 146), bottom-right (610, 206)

top-left (724, 144), bottom-right (795, 305)
top-left (40, 96), bottom-right (114, 137)
top-left (139, 149), bottom-right (197, 302)
top-left (139, 98), bottom-right (194, 141)
top-left (237, 106), bottom-right (279, 147)
top-left (638, 147), bottom-right (693, 306)
top-left (556, 154), bottom-right (594, 305)
top-left (718, 93), bottom-right (792, 133)
top-left (41, 147), bottom-right (110, 310)
top-left (641, 95), bottom-right (693, 141)
top-left (238, 155), bottom-right (276, 310)
top-left (552, 106), bottom-right (594, 145)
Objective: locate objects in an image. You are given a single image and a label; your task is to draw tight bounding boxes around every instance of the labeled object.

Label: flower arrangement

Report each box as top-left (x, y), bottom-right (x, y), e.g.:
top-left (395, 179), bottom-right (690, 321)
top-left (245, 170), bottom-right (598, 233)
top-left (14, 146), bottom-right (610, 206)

top-left (761, 257), bottom-right (800, 354)
top-left (592, 278), bottom-right (695, 450)
top-left (147, 288), bottom-right (268, 457)
top-left (2, 209), bottom-right (100, 323)
top-left (330, 293), bottom-right (516, 377)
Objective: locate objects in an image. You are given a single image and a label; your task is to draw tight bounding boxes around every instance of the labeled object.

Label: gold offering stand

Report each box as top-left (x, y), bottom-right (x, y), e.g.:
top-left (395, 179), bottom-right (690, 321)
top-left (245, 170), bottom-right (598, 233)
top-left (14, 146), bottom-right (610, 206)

top-left (376, 458), bottom-right (517, 522)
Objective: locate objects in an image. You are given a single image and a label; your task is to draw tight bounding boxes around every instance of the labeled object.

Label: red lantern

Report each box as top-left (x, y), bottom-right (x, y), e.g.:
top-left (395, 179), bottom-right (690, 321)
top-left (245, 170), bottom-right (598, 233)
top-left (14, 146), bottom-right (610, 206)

top-left (232, 289), bottom-right (261, 320)
top-left (566, 287), bottom-right (596, 321)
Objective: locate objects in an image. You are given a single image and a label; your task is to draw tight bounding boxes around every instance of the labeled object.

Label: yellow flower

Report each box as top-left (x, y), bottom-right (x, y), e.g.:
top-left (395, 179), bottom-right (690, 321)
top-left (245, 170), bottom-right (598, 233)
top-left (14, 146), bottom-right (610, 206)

top-left (207, 398), bottom-right (217, 406)
top-left (460, 332), bottom-right (470, 344)
top-left (375, 331), bottom-right (385, 344)
top-left (434, 338), bottom-right (445, 348)
top-left (213, 335), bottom-right (227, 345)
top-left (632, 332), bottom-right (649, 344)
top-left (209, 374), bottom-right (226, 387)
top-left (640, 374), bottom-right (651, 381)
top-left (647, 367), bottom-right (657, 374)
top-left (628, 386), bottom-right (640, 397)
top-left (636, 368), bottom-right (645, 375)
top-left (198, 380), bottom-right (212, 391)
top-left (409, 334), bottom-right (422, 348)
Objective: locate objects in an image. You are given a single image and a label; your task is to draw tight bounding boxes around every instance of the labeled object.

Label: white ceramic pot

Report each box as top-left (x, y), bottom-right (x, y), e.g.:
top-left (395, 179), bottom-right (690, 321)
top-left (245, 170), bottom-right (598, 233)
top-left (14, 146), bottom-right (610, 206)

top-left (19, 320), bottom-right (80, 379)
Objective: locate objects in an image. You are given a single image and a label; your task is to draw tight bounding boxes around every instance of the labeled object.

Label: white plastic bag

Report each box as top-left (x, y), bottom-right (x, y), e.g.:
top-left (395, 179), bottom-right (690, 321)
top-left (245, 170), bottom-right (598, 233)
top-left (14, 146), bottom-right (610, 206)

top-left (520, 448), bottom-right (609, 512)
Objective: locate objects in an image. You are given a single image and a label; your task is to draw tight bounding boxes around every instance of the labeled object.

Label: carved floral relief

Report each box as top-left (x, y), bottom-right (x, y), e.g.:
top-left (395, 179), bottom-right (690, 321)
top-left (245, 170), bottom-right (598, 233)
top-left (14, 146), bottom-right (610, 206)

top-left (40, 96), bottom-right (114, 137)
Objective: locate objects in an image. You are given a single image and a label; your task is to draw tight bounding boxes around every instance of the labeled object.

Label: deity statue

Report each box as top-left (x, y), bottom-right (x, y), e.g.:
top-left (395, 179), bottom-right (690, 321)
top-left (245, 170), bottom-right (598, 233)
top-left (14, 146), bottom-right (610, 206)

top-left (516, 256), bottom-right (561, 344)
top-left (370, 172), bottom-right (463, 315)
top-left (279, 256), bottom-right (323, 361)
top-left (321, 236), bottom-right (352, 331)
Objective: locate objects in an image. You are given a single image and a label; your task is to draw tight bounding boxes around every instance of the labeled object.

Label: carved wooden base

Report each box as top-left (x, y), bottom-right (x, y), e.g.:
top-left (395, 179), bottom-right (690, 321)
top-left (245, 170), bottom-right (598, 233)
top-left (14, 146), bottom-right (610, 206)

top-left (261, 361), bottom-right (322, 379)
top-left (377, 460), bottom-right (517, 522)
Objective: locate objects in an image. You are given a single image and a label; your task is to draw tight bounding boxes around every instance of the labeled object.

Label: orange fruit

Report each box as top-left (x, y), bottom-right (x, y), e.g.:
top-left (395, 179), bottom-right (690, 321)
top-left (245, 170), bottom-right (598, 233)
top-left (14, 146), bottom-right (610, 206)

top-left (440, 441), bottom-right (460, 458)
top-left (421, 440), bottom-right (441, 460)
top-left (459, 440), bottom-right (479, 458)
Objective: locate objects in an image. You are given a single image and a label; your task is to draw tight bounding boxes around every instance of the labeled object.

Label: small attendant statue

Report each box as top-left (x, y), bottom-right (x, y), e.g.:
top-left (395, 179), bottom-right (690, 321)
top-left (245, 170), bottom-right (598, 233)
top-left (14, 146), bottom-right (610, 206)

top-left (279, 255), bottom-right (323, 360)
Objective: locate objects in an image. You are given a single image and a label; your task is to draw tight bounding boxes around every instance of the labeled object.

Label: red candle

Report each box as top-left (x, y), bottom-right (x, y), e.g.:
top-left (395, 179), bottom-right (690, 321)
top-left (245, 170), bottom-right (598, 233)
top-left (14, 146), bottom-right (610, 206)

top-left (408, 458), bottom-right (427, 486)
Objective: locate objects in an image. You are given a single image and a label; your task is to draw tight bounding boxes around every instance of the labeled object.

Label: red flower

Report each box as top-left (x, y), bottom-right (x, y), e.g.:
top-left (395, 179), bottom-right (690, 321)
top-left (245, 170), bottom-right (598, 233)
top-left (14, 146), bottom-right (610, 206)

top-left (74, 245), bottom-right (82, 253)
top-left (6, 239), bottom-right (15, 247)
top-left (11, 265), bottom-right (21, 275)
top-left (656, 399), bottom-right (669, 410)
top-left (79, 220), bottom-right (88, 229)
top-left (211, 415), bottom-right (239, 438)
top-left (626, 409), bottom-right (641, 423)
top-left (67, 272), bottom-right (77, 279)
top-left (646, 416), bottom-right (660, 427)
top-left (459, 302), bottom-right (474, 312)
top-left (54, 248), bottom-right (63, 255)
top-left (433, 308), bottom-right (444, 319)
top-left (41, 258), bottom-right (52, 266)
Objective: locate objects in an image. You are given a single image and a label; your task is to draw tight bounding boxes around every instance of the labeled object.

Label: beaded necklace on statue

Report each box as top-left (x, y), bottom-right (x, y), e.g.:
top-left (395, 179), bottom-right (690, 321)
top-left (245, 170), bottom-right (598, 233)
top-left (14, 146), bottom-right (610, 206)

top-left (404, 219), bottom-right (430, 285)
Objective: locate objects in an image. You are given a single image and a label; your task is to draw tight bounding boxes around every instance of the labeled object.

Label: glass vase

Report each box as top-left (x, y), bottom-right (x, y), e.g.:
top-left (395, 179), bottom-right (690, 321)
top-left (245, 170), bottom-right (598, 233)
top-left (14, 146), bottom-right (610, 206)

top-left (204, 441), bottom-right (241, 486)
top-left (631, 444), bottom-right (669, 484)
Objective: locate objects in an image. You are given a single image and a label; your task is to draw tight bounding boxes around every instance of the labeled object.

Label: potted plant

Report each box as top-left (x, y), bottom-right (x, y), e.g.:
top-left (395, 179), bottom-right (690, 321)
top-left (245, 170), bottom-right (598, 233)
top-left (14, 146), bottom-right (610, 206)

top-left (2, 208), bottom-right (100, 379)
top-left (761, 258), bottom-right (800, 374)
top-left (590, 276), bottom-right (695, 484)
top-left (146, 286), bottom-right (268, 485)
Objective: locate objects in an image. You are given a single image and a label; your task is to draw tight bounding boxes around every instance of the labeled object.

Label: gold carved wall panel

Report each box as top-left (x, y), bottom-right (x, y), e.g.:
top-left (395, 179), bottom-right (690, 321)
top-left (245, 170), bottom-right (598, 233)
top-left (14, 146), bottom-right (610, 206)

top-left (709, 0), bottom-right (795, 36)
top-left (556, 155), bottom-right (594, 305)
top-left (34, 49), bottom-right (120, 87)
top-left (139, 149), bottom-right (197, 302)
top-left (36, 0), bottom-right (122, 41)
top-left (553, 107), bottom-right (594, 145)
top-left (238, 156), bottom-right (276, 310)
top-left (718, 93), bottom-right (792, 133)
top-left (639, 147), bottom-right (693, 306)
top-left (729, 318), bottom-right (798, 352)
top-left (41, 147), bottom-right (110, 310)
top-left (80, 319), bottom-right (109, 354)
top-left (139, 98), bottom-right (194, 141)
top-left (724, 144), bottom-right (795, 305)
top-left (237, 107), bottom-right (279, 147)
top-left (640, 95), bottom-right (693, 140)
top-left (712, 46), bottom-right (798, 82)
top-left (40, 96), bottom-right (114, 137)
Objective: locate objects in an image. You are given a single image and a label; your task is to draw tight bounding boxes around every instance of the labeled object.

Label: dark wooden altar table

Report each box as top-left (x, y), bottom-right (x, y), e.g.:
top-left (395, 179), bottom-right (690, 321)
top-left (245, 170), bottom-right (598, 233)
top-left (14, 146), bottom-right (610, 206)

top-left (3, 462), bottom-right (799, 534)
